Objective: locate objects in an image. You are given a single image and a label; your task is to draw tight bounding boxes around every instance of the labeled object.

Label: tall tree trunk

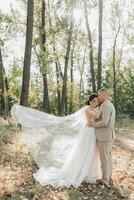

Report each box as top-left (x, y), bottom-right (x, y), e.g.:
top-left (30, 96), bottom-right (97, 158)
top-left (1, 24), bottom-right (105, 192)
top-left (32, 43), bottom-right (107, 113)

top-left (53, 47), bottom-right (62, 115)
top-left (41, 0), bottom-right (51, 113)
top-left (84, 2), bottom-right (96, 93)
top-left (58, 60), bottom-right (63, 79)
top-left (47, 4), bottom-right (61, 115)
top-left (60, 9), bottom-right (74, 116)
top-left (97, 0), bottom-right (103, 90)
top-left (0, 47), bottom-right (5, 115)
top-left (55, 62), bottom-right (61, 115)
top-left (53, 46), bottom-right (62, 115)
top-left (79, 47), bottom-right (86, 106)
top-left (69, 42), bottom-right (75, 113)
top-left (2, 67), bottom-right (12, 112)
top-left (20, 0), bottom-right (34, 106)
top-left (112, 22), bottom-right (120, 114)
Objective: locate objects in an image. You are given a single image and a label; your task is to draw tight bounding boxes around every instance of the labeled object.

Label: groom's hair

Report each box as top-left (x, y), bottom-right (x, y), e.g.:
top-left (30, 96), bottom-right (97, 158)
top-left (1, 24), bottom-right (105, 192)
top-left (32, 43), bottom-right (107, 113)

top-left (98, 87), bottom-right (109, 96)
top-left (86, 93), bottom-right (98, 105)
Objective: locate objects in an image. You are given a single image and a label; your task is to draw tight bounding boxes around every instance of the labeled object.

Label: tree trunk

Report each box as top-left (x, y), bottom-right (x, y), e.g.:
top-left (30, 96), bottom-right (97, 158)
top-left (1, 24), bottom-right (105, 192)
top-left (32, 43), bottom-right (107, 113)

top-left (84, 2), bottom-right (96, 93)
top-left (97, 0), bottom-right (103, 90)
top-left (53, 51), bottom-right (62, 115)
top-left (69, 42), bottom-right (75, 113)
top-left (2, 67), bottom-right (12, 112)
top-left (41, 0), bottom-right (51, 113)
top-left (20, 0), bottom-right (34, 106)
top-left (48, 5), bottom-right (61, 115)
top-left (55, 51), bottom-right (62, 115)
top-left (0, 47), bottom-right (5, 115)
top-left (60, 9), bottom-right (74, 116)
top-left (112, 22), bottom-right (120, 114)
top-left (79, 47), bottom-right (86, 106)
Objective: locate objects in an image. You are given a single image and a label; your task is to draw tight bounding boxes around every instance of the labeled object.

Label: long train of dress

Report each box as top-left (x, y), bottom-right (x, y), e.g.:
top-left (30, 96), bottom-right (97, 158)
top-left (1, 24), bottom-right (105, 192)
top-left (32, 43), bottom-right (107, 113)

top-left (11, 104), bottom-right (101, 188)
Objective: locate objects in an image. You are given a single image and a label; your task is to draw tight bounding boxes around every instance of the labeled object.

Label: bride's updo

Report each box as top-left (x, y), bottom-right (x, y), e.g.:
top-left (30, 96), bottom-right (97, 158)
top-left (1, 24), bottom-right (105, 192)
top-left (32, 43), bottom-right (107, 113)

top-left (86, 93), bottom-right (98, 105)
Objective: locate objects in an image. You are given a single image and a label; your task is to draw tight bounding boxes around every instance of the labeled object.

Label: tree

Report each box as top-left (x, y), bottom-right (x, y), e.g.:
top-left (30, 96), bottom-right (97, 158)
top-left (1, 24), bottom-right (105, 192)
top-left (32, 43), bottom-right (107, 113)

top-left (41, 0), bottom-right (51, 113)
top-left (79, 46), bottom-right (86, 106)
top-left (111, 3), bottom-right (121, 113)
top-left (0, 47), bottom-right (5, 115)
top-left (69, 40), bottom-right (75, 113)
top-left (97, 0), bottom-right (103, 90)
top-left (20, 0), bottom-right (34, 106)
top-left (60, 7), bottom-right (74, 115)
top-left (84, 1), bottom-right (96, 93)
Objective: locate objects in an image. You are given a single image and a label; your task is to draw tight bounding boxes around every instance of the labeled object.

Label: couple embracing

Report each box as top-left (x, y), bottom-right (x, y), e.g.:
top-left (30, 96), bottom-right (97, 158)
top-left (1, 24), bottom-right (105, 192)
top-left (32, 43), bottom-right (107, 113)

top-left (11, 87), bottom-right (115, 188)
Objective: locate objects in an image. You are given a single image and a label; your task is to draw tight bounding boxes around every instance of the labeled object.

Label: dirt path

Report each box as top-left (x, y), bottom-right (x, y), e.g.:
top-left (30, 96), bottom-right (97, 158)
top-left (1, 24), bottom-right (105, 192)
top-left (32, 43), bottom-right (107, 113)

top-left (112, 127), bottom-right (134, 199)
top-left (0, 118), bottom-right (134, 200)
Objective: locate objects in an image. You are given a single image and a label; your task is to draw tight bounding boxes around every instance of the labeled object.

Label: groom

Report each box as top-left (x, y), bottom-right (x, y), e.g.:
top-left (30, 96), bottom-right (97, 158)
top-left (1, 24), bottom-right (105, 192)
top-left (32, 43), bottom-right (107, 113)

top-left (91, 88), bottom-right (116, 187)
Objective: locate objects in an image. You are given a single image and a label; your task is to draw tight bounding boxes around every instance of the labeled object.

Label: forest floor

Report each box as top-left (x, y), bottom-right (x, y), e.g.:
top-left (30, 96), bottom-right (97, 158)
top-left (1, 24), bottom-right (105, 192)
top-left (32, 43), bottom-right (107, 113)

top-left (0, 117), bottom-right (134, 200)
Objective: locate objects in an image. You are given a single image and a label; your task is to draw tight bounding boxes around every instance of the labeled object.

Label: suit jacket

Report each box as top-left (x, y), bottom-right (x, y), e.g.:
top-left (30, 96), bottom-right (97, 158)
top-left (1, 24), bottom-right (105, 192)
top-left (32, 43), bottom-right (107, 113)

top-left (94, 100), bottom-right (116, 141)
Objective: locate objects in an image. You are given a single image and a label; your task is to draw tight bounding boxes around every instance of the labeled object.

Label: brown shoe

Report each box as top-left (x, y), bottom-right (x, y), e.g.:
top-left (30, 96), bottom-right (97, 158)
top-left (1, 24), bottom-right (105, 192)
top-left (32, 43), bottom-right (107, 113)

top-left (109, 178), bottom-right (114, 186)
top-left (96, 179), bottom-right (102, 185)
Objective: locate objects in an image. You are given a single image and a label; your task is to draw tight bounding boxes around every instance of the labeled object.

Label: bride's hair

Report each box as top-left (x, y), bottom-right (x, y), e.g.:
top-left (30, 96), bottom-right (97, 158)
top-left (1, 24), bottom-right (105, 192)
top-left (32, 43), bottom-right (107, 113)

top-left (86, 93), bottom-right (98, 105)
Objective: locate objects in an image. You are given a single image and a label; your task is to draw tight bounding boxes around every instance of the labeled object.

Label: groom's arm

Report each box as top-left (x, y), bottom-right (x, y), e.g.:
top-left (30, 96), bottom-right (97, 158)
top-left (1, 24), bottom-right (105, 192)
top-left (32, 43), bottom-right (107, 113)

top-left (94, 105), bottom-right (112, 128)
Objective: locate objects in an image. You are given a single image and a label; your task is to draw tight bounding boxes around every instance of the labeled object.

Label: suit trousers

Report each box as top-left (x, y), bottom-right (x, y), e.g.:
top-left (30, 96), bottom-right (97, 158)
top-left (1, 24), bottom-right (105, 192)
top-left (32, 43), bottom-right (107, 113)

top-left (97, 140), bottom-right (113, 183)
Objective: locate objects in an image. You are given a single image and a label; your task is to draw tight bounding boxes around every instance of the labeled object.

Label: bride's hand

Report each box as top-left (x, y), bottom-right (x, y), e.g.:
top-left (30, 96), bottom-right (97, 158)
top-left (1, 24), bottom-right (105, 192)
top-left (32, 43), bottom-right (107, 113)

top-left (86, 110), bottom-right (96, 118)
top-left (88, 121), bottom-right (94, 127)
top-left (94, 110), bottom-right (101, 119)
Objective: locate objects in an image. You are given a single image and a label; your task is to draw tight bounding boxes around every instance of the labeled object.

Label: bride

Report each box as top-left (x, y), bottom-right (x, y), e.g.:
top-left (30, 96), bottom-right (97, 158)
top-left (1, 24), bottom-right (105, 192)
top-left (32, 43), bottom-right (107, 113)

top-left (11, 93), bottom-right (102, 188)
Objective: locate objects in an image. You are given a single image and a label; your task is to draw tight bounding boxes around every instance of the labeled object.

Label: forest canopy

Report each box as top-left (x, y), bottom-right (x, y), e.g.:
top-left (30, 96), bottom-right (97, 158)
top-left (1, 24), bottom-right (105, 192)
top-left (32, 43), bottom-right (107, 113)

top-left (0, 0), bottom-right (133, 117)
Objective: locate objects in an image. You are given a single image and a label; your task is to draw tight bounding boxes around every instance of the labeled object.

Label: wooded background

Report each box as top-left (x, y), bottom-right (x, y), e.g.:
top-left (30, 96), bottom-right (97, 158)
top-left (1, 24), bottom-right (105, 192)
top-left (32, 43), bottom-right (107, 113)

top-left (0, 0), bottom-right (133, 117)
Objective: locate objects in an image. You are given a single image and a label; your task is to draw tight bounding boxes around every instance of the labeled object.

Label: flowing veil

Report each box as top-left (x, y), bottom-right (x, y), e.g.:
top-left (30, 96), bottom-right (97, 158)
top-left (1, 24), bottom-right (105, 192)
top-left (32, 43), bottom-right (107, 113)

top-left (11, 104), bottom-right (88, 169)
top-left (11, 104), bottom-right (102, 187)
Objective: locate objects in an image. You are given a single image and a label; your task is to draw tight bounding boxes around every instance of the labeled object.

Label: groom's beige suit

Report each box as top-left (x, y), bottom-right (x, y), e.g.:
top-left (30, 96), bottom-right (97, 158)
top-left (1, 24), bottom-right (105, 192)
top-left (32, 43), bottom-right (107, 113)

top-left (94, 100), bottom-right (116, 184)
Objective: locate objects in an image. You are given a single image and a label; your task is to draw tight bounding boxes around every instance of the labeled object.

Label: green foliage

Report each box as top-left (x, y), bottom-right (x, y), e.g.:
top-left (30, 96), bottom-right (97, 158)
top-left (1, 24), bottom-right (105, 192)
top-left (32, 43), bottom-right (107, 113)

top-left (8, 59), bottom-right (22, 104)
top-left (0, 0), bottom-right (133, 117)
top-left (104, 65), bottom-right (134, 118)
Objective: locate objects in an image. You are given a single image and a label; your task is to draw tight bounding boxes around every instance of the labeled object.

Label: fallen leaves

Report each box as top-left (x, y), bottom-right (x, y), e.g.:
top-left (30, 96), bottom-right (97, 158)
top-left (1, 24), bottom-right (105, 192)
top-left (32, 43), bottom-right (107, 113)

top-left (0, 118), bottom-right (134, 199)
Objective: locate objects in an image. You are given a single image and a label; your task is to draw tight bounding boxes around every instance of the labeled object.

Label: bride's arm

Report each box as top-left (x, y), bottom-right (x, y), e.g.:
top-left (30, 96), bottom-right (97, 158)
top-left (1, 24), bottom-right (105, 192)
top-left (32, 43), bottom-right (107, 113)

top-left (94, 109), bottom-right (101, 119)
top-left (85, 109), bottom-right (96, 119)
top-left (85, 107), bottom-right (102, 127)
top-left (85, 109), bottom-right (101, 120)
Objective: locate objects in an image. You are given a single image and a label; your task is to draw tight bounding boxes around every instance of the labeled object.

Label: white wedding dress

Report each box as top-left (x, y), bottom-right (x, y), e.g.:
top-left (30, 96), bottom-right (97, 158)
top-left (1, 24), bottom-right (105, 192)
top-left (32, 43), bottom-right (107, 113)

top-left (11, 104), bottom-right (101, 188)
